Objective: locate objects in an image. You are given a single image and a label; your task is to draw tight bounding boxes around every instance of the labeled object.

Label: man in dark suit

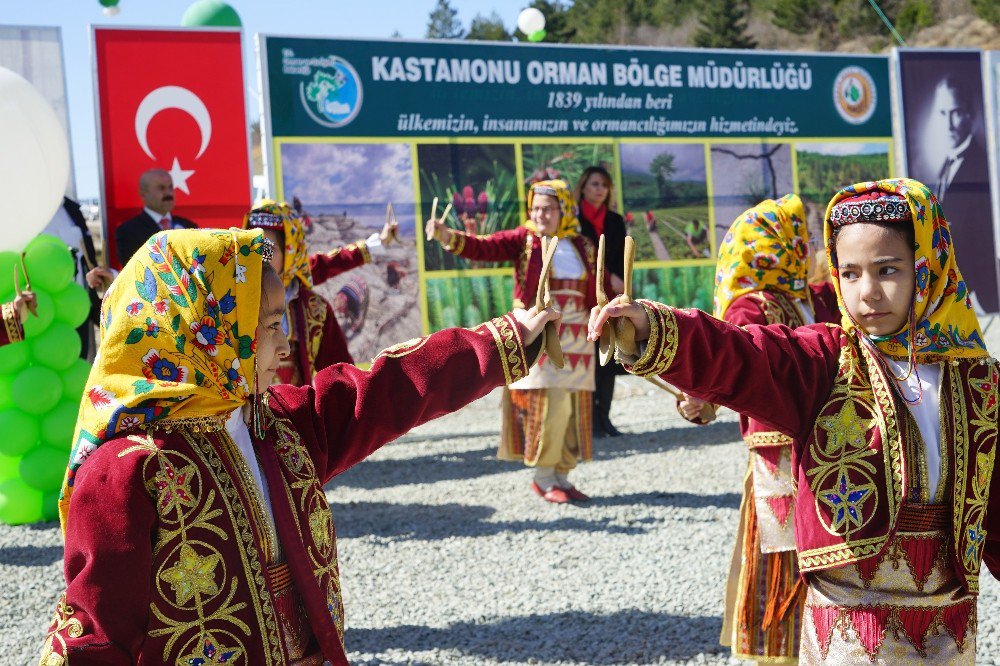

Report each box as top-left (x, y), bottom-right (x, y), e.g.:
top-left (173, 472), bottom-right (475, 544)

top-left (114, 168), bottom-right (197, 266)
top-left (928, 74), bottom-right (995, 312)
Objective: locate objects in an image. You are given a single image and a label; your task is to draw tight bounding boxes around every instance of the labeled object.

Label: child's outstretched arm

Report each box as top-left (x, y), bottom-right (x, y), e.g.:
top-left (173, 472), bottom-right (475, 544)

top-left (268, 307), bottom-right (558, 483)
top-left (589, 298), bottom-right (842, 440)
top-left (427, 215), bottom-right (526, 263)
top-left (309, 239), bottom-right (375, 287)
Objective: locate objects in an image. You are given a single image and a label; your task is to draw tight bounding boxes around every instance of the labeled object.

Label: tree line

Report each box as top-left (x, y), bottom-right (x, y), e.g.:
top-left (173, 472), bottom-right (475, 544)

top-left (425, 0), bottom-right (996, 51)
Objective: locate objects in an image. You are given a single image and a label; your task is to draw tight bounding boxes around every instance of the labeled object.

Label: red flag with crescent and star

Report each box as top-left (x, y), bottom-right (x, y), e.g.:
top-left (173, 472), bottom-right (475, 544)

top-left (94, 27), bottom-right (251, 269)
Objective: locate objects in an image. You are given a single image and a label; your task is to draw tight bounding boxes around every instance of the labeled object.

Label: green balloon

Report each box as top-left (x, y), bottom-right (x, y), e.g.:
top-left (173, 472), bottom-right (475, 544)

top-left (26, 233), bottom-right (67, 251)
top-left (30, 322), bottom-right (81, 371)
top-left (12, 366), bottom-right (62, 415)
top-left (0, 340), bottom-right (29, 375)
top-left (41, 400), bottom-right (79, 447)
top-left (0, 375), bottom-right (13, 410)
top-left (20, 444), bottom-right (69, 491)
top-left (41, 489), bottom-right (60, 522)
top-left (62, 358), bottom-right (92, 402)
top-left (23, 290), bottom-right (54, 337)
top-left (528, 29), bottom-right (547, 42)
top-left (181, 0), bottom-right (242, 26)
top-left (0, 408), bottom-right (39, 456)
top-left (53, 283), bottom-right (91, 327)
top-left (24, 240), bottom-right (74, 293)
top-left (0, 452), bottom-right (20, 480)
top-left (0, 477), bottom-right (44, 525)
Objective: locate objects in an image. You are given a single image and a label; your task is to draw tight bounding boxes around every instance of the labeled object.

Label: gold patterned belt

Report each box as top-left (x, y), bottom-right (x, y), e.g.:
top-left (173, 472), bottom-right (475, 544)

top-left (897, 503), bottom-right (950, 532)
top-left (267, 562), bottom-right (293, 595)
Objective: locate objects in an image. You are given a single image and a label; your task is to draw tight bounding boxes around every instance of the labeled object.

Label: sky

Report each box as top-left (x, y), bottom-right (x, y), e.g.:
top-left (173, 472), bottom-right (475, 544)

top-left (2, 0), bottom-right (531, 199)
top-left (619, 143), bottom-right (707, 182)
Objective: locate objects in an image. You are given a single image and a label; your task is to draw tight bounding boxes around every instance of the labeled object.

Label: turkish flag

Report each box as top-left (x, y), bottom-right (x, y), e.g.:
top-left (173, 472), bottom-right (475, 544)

top-left (94, 28), bottom-right (251, 268)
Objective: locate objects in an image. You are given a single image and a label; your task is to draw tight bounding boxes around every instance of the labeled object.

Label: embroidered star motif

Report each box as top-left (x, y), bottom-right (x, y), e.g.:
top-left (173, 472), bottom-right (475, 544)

top-left (310, 508), bottom-right (333, 552)
top-left (965, 522), bottom-right (986, 565)
top-left (815, 401), bottom-right (874, 456)
top-left (819, 470), bottom-right (874, 532)
top-left (159, 544), bottom-right (220, 605)
top-left (154, 460), bottom-right (198, 513)
top-left (181, 634), bottom-right (242, 664)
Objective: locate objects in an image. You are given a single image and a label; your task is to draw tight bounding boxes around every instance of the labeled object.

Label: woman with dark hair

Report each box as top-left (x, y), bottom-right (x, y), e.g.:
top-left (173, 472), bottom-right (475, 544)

top-left (574, 166), bottom-right (627, 437)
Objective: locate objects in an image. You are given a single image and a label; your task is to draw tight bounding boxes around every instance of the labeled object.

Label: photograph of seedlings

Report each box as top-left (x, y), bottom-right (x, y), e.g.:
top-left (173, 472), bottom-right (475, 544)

top-left (425, 274), bottom-right (515, 332)
top-left (632, 265), bottom-right (715, 312)
top-left (417, 143), bottom-right (520, 271)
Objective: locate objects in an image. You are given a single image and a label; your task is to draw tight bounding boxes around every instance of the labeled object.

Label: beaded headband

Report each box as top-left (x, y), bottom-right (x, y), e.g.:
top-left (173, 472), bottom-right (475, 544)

top-left (246, 211), bottom-right (284, 229)
top-left (829, 193), bottom-right (911, 228)
top-left (531, 185), bottom-right (558, 198)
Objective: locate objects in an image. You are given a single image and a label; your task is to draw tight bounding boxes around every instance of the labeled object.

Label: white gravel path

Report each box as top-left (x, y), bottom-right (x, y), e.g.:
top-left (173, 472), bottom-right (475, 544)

top-left (1, 376), bottom-right (999, 664)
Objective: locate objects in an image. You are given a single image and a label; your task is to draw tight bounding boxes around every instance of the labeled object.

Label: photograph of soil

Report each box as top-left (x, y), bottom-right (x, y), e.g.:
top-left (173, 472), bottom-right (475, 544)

top-left (278, 141), bottom-right (421, 363)
top-left (709, 143), bottom-right (793, 249)
top-left (619, 143), bottom-right (711, 262)
top-left (794, 142), bottom-right (893, 244)
top-left (521, 143), bottom-right (615, 196)
top-left (418, 143), bottom-right (520, 271)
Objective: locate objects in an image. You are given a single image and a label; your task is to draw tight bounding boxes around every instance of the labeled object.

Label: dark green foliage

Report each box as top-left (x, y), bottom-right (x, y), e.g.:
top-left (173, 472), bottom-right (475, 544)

top-left (895, 0), bottom-right (935, 36)
top-left (426, 0), bottom-right (465, 39)
top-left (971, 0), bottom-right (999, 23)
top-left (467, 12), bottom-right (512, 41)
top-left (694, 0), bottom-right (757, 49)
top-left (634, 266), bottom-right (715, 311)
top-left (772, 0), bottom-right (834, 34)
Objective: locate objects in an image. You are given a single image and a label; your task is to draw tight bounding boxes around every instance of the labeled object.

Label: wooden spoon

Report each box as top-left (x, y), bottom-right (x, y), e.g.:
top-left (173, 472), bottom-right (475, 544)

top-left (535, 236), bottom-right (564, 369)
top-left (596, 234), bottom-right (618, 367)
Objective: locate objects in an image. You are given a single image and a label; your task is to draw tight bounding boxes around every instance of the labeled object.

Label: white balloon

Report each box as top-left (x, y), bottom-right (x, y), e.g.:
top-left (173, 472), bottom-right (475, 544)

top-left (517, 7), bottom-right (546, 35)
top-left (0, 68), bottom-right (69, 253)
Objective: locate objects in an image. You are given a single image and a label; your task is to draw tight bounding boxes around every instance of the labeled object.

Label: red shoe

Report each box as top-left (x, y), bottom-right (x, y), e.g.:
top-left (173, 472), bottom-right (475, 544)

top-left (531, 482), bottom-right (570, 503)
top-left (562, 485), bottom-right (590, 502)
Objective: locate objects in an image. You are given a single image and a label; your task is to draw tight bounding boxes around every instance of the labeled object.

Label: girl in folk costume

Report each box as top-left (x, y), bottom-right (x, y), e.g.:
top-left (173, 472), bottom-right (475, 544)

top-left (678, 194), bottom-right (840, 663)
top-left (427, 180), bottom-right (603, 503)
top-left (243, 200), bottom-right (395, 381)
top-left (41, 228), bottom-right (555, 665)
top-left (591, 179), bottom-right (1000, 663)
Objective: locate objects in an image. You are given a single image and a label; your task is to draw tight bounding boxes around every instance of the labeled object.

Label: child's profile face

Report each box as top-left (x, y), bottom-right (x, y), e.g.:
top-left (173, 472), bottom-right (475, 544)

top-left (835, 223), bottom-right (915, 336)
top-left (255, 269), bottom-right (290, 389)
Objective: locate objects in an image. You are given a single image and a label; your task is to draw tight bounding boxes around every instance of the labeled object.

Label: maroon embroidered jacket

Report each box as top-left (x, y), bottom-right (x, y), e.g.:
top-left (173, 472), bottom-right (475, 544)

top-left (444, 227), bottom-right (607, 310)
top-left (0, 301), bottom-right (24, 347)
top-left (42, 315), bottom-right (532, 665)
top-left (626, 301), bottom-right (1000, 594)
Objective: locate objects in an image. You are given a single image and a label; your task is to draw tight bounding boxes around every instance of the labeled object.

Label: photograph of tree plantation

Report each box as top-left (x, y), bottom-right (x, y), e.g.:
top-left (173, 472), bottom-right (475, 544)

top-left (618, 143), bottom-right (711, 262)
top-left (794, 142), bottom-right (893, 242)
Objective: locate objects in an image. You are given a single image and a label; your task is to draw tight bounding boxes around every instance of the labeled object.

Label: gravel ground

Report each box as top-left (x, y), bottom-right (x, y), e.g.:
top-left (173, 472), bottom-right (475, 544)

top-left (2, 376), bottom-right (1000, 665)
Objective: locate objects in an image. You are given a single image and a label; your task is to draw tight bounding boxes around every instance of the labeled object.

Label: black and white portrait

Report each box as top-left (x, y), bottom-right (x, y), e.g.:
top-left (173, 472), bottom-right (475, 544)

top-left (898, 49), bottom-right (997, 313)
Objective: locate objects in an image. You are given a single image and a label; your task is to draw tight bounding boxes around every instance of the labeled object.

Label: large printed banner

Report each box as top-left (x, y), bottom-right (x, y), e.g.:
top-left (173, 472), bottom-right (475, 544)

top-left (895, 48), bottom-right (998, 313)
top-left (260, 36), bottom-right (895, 359)
top-left (95, 28), bottom-right (251, 269)
top-left (0, 26), bottom-right (74, 197)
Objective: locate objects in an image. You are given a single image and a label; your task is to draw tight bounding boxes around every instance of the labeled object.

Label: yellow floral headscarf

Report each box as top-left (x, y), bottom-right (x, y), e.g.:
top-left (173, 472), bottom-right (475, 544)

top-left (524, 179), bottom-right (579, 239)
top-left (244, 199), bottom-right (312, 289)
top-left (714, 194), bottom-right (810, 319)
top-left (59, 228), bottom-right (268, 530)
top-left (824, 178), bottom-right (987, 363)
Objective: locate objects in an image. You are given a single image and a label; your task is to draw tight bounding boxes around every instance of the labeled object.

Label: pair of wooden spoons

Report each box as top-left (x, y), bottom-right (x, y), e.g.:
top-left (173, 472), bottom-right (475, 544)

top-left (596, 235), bottom-right (637, 366)
top-left (535, 236), bottom-right (564, 368)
